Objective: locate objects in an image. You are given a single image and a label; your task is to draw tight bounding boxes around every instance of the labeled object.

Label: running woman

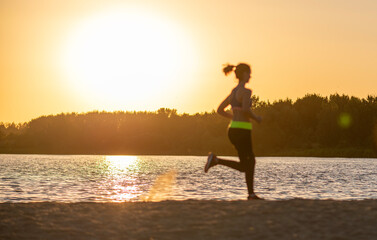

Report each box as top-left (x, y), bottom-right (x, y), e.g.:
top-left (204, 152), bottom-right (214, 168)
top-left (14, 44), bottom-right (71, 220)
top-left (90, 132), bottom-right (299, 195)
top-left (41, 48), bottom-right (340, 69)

top-left (204, 63), bottom-right (263, 200)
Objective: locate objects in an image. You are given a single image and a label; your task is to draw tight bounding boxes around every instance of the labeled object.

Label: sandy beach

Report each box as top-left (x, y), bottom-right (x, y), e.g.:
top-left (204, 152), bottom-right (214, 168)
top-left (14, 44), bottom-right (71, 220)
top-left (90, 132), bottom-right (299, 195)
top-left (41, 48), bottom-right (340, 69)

top-left (1, 199), bottom-right (376, 240)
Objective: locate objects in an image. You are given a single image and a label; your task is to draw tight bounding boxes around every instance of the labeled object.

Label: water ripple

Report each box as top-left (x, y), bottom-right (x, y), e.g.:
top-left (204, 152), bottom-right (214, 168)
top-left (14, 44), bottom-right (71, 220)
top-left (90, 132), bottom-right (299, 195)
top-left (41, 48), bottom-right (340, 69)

top-left (0, 154), bottom-right (376, 202)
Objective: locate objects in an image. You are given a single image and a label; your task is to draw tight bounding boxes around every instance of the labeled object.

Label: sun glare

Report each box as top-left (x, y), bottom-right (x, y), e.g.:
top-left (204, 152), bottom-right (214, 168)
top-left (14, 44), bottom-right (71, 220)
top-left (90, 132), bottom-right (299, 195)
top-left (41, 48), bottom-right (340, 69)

top-left (61, 7), bottom-right (197, 107)
top-left (106, 155), bottom-right (138, 170)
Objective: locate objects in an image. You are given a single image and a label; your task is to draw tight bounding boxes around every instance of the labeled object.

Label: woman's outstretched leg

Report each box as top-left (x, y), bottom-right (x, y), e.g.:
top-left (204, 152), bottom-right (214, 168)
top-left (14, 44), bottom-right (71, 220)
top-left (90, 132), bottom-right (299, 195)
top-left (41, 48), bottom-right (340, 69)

top-left (244, 155), bottom-right (256, 195)
top-left (244, 154), bottom-right (263, 200)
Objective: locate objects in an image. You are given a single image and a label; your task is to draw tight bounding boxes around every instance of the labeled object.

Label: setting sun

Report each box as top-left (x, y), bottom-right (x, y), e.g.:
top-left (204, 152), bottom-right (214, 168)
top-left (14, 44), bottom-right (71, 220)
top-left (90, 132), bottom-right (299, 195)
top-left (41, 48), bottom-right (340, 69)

top-left (60, 7), bottom-right (197, 107)
top-left (1, 0), bottom-right (377, 123)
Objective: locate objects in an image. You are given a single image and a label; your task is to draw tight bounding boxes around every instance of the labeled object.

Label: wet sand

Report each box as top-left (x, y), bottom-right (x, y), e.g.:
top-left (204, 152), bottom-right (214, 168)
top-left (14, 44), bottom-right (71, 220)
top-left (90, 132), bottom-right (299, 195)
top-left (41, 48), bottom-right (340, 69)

top-left (1, 199), bottom-right (376, 240)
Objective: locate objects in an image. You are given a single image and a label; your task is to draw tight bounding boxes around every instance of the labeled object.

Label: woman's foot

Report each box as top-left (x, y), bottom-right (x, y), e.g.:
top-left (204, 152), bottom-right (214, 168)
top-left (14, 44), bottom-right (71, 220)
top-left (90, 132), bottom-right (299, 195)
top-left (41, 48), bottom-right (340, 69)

top-left (247, 193), bottom-right (264, 200)
top-left (204, 152), bottom-right (218, 173)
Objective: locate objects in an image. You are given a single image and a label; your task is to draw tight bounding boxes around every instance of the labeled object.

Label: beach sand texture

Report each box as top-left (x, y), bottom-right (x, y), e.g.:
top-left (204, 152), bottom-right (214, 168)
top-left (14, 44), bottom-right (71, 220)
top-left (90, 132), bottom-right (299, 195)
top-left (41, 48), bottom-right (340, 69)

top-left (1, 199), bottom-right (376, 240)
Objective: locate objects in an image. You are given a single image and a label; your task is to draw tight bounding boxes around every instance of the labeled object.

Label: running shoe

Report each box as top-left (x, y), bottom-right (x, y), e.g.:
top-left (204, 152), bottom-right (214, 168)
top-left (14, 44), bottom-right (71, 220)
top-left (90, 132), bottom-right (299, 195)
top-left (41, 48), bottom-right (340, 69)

top-left (204, 152), bottom-right (218, 173)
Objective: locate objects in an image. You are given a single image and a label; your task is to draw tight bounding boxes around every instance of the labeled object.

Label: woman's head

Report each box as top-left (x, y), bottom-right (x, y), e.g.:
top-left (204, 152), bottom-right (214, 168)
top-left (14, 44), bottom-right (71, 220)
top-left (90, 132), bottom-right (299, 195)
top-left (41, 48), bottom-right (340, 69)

top-left (223, 63), bottom-right (251, 82)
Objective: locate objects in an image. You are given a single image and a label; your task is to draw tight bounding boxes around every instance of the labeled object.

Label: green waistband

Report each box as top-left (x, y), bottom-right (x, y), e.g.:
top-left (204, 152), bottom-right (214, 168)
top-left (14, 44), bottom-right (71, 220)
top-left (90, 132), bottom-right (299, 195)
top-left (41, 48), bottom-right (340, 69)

top-left (229, 121), bottom-right (252, 130)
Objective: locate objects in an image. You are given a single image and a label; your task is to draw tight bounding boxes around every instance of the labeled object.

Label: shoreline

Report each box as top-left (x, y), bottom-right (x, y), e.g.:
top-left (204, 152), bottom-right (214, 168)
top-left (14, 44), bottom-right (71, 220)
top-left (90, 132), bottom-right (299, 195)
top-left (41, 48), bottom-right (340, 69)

top-left (1, 199), bottom-right (376, 240)
top-left (1, 152), bottom-right (376, 159)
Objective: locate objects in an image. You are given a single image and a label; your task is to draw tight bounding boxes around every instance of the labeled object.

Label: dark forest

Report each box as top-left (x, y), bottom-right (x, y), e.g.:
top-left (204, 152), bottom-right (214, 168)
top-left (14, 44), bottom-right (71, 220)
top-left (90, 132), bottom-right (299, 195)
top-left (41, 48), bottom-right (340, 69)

top-left (1, 94), bottom-right (377, 157)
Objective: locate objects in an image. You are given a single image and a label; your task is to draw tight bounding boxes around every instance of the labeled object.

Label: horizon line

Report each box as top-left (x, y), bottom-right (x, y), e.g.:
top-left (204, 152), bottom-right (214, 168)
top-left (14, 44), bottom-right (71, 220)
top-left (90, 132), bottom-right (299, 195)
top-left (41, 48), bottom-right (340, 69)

top-left (2, 93), bottom-right (377, 124)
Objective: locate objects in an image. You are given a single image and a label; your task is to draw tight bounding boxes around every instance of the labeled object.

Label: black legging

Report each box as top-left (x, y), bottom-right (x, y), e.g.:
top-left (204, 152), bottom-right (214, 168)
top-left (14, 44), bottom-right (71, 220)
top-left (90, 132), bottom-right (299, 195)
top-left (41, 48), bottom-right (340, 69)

top-left (218, 128), bottom-right (255, 195)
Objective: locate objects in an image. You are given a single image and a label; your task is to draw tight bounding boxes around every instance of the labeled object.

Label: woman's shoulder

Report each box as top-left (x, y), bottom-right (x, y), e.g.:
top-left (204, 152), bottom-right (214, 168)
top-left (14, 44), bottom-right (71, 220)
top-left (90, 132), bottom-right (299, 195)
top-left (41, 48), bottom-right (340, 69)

top-left (239, 87), bottom-right (252, 96)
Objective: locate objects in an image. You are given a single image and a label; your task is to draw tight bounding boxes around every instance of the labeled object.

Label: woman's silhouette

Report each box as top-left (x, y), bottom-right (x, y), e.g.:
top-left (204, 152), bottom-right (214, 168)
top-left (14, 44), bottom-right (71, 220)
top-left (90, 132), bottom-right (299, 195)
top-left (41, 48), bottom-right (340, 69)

top-left (204, 63), bottom-right (263, 200)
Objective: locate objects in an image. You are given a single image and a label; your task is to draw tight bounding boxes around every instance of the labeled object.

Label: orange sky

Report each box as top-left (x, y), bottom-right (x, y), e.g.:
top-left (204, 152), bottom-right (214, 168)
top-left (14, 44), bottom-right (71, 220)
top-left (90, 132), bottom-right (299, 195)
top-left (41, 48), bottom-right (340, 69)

top-left (1, 0), bottom-right (377, 123)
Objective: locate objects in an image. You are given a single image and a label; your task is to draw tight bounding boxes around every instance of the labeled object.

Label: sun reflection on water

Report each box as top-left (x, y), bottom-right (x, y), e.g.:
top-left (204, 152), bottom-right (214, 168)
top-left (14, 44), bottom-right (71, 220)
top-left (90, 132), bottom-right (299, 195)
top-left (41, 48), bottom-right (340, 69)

top-left (101, 155), bottom-right (141, 202)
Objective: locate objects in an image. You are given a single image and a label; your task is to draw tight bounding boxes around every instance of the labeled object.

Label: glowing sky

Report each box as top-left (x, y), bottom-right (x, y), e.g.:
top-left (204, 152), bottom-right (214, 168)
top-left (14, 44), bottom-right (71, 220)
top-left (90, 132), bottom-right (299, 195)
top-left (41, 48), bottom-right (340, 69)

top-left (1, 0), bottom-right (376, 123)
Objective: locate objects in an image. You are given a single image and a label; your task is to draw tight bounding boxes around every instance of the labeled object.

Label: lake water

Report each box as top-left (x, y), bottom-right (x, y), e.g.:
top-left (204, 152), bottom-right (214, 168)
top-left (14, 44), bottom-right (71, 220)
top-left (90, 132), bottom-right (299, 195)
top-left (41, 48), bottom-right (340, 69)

top-left (0, 154), bottom-right (376, 202)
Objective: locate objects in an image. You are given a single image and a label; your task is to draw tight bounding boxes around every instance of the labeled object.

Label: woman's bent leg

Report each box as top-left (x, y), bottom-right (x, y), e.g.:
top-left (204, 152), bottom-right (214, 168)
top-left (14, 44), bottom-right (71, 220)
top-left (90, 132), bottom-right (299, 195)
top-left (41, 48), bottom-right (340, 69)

top-left (217, 157), bottom-right (244, 171)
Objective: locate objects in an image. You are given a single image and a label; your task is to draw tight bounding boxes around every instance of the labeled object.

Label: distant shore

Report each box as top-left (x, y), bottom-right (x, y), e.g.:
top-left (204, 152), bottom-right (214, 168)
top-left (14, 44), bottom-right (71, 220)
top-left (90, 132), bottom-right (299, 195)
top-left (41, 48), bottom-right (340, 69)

top-left (0, 149), bottom-right (376, 158)
top-left (1, 199), bottom-right (376, 240)
top-left (1, 95), bottom-right (377, 160)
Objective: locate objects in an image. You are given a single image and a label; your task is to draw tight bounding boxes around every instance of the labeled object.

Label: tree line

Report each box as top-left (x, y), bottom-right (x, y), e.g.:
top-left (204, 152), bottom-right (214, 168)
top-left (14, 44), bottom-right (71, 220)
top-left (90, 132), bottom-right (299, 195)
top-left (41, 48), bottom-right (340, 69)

top-left (1, 94), bottom-right (376, 157)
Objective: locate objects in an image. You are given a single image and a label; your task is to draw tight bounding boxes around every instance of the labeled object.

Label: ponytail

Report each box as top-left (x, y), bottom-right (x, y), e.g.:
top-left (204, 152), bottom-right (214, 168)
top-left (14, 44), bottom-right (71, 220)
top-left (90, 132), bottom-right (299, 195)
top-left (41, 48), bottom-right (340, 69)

top-left (223, 64), bottom-right (235, 76)
top-left (223, 63), bottom-right (251, 79)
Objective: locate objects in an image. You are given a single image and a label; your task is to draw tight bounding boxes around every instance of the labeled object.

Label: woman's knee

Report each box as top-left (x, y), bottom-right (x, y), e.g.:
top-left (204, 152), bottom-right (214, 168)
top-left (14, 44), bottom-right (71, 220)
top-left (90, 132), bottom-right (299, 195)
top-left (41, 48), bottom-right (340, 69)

top-left (240, 160), bottom-right (255, 172)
